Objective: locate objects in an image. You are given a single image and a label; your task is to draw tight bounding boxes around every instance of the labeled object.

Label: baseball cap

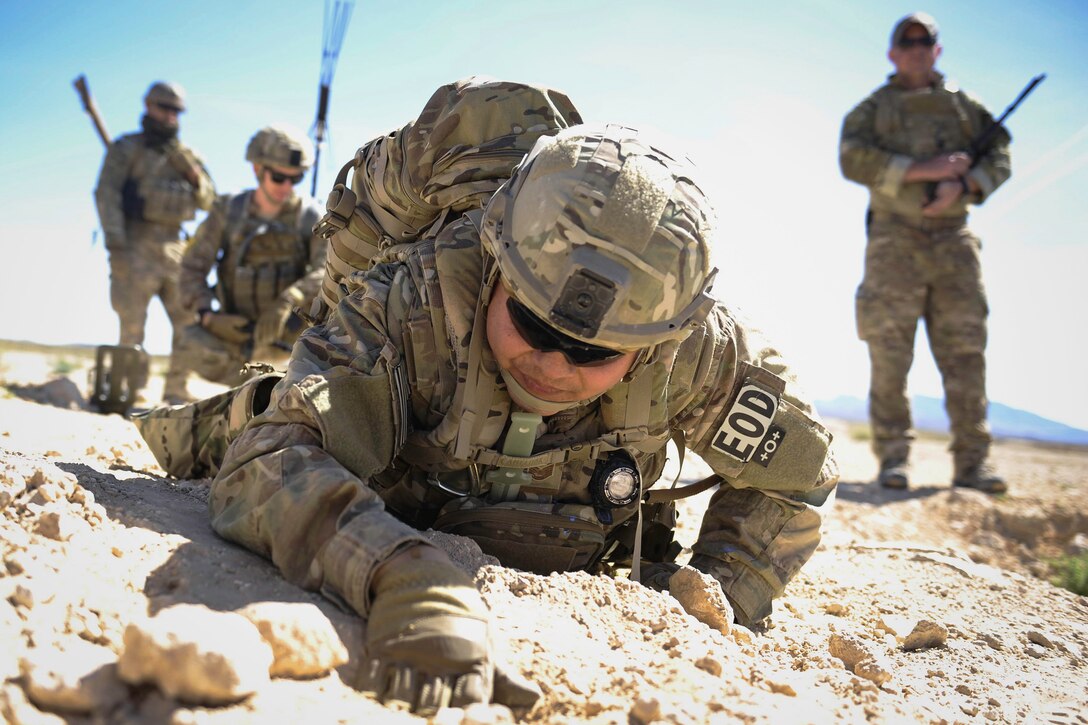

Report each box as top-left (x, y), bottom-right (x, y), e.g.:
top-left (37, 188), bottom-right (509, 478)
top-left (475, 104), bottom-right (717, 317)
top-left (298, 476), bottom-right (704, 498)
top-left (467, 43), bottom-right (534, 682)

top-left (890, 12), bottom-right (939, 47)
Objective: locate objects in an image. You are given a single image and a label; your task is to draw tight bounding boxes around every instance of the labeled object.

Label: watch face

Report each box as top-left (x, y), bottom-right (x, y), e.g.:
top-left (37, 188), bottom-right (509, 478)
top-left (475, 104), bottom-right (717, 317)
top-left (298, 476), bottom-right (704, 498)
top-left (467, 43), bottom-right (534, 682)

top-left (604, 467), bottom-right (639, 505)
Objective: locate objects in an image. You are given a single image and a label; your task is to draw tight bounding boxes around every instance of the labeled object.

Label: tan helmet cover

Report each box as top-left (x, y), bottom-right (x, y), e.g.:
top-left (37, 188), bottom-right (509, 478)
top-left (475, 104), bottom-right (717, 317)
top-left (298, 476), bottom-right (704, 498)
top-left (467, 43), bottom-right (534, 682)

top-left (144, 81), bottom-right (187, 111)
top-left (480, 123), bottom-right (717, 350)
top-left (245, 125), bottom-right (314, 170)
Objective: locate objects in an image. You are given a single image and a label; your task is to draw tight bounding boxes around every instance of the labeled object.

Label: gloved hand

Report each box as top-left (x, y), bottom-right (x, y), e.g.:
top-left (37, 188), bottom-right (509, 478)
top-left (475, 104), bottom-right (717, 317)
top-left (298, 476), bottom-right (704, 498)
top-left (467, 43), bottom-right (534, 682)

top-left (254, 300), bottom-right (294, 350)
top-left (363, 553), bottom-right (541, 715)
top-left (201, 311), bottom-right (253, 344)
top-left (638, 561), bottom-right (681, 592)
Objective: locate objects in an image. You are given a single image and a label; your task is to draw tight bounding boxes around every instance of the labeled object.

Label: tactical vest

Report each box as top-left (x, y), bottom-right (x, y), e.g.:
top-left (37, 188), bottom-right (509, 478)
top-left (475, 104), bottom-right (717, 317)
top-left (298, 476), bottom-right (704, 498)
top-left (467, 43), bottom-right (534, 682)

top-left (215, 192), bottom-right (315, 320)
top-left (126, 139), bottom-right (201, 226)
top-left (870, 82), bottom-right (977, 215)
top-left (319, 210), bottom-right (683, 575)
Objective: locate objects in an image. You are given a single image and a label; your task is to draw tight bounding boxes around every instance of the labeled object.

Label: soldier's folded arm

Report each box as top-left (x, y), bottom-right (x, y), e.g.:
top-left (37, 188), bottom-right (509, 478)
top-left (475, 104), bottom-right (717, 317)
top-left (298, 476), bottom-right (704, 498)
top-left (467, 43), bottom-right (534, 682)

top-left (839, 92), bottom-right (913, 195)
top-left (962, 94), bottom-right (1012, 202)
top-left (208, 286), bottom-right (429, 617)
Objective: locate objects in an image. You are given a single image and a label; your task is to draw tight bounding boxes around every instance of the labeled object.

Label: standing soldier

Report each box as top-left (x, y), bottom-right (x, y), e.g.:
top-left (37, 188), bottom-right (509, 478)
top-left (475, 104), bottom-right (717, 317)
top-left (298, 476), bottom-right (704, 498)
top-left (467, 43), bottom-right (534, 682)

top-left (840, 12), bottom-right (1011, 493)
top-left (167, 126), bottom-right (324, 403)
top-left (94, 81), bottom-right (216, 400)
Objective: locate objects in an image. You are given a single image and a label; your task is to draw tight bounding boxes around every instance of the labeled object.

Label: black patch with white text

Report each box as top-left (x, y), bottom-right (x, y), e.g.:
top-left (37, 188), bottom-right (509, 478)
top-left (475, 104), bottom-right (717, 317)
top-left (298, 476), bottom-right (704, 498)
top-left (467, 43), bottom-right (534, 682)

top-left (710, 382), bottom-right (780, 462)
top-left (753, 424), bottom-right (786, 468)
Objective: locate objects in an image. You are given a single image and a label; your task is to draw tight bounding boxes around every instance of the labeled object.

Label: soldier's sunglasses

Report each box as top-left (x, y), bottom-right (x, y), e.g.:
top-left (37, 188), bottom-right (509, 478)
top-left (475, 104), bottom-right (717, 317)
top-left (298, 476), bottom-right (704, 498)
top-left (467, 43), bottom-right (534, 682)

top-left (505, 297), bottom-right (624, 366)
top-left (153, 102), bottom-right (183, 114)
top-left (897, 36), bottom-right (936, 49)
top-left (266, 168), bottom-right (305, 185)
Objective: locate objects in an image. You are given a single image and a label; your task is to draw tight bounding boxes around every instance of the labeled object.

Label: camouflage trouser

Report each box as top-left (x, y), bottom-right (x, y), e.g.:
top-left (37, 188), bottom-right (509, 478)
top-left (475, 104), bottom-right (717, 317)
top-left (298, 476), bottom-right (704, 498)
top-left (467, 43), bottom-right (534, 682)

top-left (170, 323), bottom-right (253, 389)
top-left (855, 212), bottom-right (991, 468)
top-left (132, 372), bottom-right (282, 479)
top-left (108, 232), bottom-right (193, 390)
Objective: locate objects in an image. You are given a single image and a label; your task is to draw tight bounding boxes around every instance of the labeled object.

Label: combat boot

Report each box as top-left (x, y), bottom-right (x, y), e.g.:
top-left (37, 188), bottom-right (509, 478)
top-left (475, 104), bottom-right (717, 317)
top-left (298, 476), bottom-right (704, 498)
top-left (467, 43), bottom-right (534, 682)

top-left (952, 461), bottom-right (1007, 494)
top-left (877, 459), bottom-right (909, 489)
top-left (162, 379), bottom-right (194, 407)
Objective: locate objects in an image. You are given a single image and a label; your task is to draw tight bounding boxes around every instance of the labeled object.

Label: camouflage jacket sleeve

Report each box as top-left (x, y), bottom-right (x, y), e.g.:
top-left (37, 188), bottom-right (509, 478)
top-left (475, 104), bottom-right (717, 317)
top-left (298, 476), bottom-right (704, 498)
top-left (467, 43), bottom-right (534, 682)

top-left (277, 200), bottom-right (328, 311)
top-left (176, 141), bottom-right (217, 211)
top-left (93, 135), bottom-right (136, 249)
top-left (838, 88), bottom-right (914, 192)
top-left (179, 194), bottom-right (230, 313)
top-left (318, 76), bottom-right (582, 315)
top-left (668, 306), bottom-right (839, 624)
top-left (208, 262), bottom-right (428, 618)
top-left (960, 91), bottom-right (1012, 203)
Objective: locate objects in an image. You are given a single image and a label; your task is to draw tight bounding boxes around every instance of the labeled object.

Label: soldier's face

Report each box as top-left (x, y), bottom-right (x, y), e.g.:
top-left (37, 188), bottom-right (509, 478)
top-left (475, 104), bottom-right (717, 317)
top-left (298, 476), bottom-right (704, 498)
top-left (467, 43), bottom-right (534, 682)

top-left (145, 101), bottom-right (181, 130)
top-left (486, 283), bottom-right (637, 410)
top-left (888, 25), bottom-right (940, 78)
top-left (257, 164), bottom-right (302, 205)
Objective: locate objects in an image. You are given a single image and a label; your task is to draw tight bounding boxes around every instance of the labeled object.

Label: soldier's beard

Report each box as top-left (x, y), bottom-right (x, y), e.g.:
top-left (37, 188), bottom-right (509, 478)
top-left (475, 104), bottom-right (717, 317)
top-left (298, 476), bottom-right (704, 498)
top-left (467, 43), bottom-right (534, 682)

top-left (141, 114), bottom-right (179, 147)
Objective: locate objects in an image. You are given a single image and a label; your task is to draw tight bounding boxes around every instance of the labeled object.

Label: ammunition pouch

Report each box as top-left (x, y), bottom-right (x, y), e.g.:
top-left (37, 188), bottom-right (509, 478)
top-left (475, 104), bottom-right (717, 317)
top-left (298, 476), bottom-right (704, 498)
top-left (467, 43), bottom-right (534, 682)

top-left (139, 176), bottom-right (198, 225)
top-left (433, 499), bottom-right (610, 574)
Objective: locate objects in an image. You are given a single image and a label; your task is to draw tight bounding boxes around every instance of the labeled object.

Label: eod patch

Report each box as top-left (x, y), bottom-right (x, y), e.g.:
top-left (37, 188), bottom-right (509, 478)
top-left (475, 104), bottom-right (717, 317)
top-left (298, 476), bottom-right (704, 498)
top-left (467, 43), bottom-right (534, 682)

top-left (710, 381), bottom-right (784, 464)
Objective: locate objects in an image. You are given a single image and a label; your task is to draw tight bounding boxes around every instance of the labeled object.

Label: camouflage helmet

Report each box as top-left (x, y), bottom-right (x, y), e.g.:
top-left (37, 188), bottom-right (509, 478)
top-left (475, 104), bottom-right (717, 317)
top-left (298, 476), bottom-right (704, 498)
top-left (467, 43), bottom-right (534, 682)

top-left (480, 123), bottom-right (717, 350)
top-left (144, 81), bottom-right (186, 111)
top-left (245, 125), bottom-right (314, 170)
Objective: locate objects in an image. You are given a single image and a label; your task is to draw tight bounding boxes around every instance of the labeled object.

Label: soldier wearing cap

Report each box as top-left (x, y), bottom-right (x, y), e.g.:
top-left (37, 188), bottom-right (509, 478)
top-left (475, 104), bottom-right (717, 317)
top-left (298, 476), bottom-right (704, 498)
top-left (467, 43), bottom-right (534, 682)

top-left (165, 125), bottom-right (325, 403)
top-left (840, 12), bottom-right (1011, 493)
top-left (134, 77), bottom-right (838, 714)
top-left (94, 81), bottom-right (216, 399)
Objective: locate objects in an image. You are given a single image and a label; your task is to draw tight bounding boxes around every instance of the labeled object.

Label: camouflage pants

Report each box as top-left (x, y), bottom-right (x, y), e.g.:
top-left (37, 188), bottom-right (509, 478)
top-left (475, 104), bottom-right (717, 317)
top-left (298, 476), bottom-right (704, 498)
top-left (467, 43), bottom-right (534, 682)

top-left (109, 236), bottom-right (192, 390)
top-left (855, 212), bottom-right (991, 468)
top-left (171, 323), bottom-right (254, 389)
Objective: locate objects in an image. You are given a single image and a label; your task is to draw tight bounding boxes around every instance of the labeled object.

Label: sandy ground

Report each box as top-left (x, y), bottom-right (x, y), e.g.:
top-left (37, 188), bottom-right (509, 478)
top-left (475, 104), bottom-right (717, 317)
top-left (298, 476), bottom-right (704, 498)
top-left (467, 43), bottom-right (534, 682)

top-left (1, 344), bottom-right (1087, 724)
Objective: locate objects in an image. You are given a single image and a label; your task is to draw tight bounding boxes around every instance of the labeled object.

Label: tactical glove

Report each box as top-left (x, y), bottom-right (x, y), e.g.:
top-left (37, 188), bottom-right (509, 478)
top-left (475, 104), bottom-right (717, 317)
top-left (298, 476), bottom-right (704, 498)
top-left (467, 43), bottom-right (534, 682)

top-left (363, 557), bottom-right (540, 715)
top-left (254, 300), bottom-right (294, 350)
top-left (639, 561), bottom-right (681, 592)
top-left (201, 312), bottom-right (253, 345)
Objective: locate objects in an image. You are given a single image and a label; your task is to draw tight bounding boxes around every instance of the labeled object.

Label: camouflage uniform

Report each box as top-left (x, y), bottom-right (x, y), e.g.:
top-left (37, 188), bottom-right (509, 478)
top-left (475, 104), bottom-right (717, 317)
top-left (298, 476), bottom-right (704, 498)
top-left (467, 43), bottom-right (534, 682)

top-left (94, 109), bottom-right (215, 385)
top-left (137, 78), bottom-right (838, 627)
top-left (173, 191), bottom-right (324, 387)
top-left (840, 71), bottom-right (1010, 477)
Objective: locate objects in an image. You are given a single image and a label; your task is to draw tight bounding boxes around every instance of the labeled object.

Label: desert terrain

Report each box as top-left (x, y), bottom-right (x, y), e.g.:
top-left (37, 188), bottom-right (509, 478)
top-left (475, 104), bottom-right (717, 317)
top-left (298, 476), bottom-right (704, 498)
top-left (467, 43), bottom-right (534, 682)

top-left (1, 341), bottom-right (1086, 724)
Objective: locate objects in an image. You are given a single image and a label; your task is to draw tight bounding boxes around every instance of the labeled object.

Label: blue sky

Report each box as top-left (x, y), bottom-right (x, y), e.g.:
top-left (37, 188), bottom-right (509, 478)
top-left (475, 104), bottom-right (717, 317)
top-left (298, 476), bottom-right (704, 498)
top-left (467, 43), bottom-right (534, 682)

top-left (1, 0), bottom-right (1085, 428)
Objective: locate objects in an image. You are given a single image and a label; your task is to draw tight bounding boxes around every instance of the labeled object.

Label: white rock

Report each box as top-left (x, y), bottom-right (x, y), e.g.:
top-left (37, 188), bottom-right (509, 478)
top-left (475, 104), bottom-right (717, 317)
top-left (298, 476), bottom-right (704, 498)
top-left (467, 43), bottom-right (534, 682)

top-left (19, 640), bottom-right (126, 713)
top-left (237, 601), bottom-right (348, 678)
top-left (117, 604), bottom-right (272, 704)
top-left (35, 510), bottom-right (90, 542)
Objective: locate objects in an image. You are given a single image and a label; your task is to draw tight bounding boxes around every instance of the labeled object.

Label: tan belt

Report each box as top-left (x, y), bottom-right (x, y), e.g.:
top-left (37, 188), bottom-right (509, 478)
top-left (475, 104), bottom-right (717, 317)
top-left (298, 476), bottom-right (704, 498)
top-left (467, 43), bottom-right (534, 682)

top-left (869, 208), bottom-right (967, 231)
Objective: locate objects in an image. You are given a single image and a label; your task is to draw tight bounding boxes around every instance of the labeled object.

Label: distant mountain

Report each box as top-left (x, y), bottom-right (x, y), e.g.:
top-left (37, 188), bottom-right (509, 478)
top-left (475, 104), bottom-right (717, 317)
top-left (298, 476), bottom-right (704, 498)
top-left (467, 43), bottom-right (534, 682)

top-left (815, 394), bottom-right (1088, 447)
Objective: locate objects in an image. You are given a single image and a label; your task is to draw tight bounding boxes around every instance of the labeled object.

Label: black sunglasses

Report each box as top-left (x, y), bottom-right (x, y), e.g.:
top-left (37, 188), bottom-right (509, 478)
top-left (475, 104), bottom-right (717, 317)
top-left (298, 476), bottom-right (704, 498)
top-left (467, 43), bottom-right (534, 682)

top-left (154, 102), bottom-right (183, 114)
top-left (266, 168), bottom-right (305, 185)
top-left (506, 297), bottom-right (624, 366)
top-left (898, 36), bottom-right (936, 49)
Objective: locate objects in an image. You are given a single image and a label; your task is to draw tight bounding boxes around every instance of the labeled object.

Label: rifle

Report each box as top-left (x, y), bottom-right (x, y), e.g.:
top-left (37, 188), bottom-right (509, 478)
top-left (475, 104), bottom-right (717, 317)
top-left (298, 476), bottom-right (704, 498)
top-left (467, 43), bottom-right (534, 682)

top-left (968, 73), bottom-right (1046, 159)
top-left (73, 74), bottom-right (112, 148)
top-left (926, 73), bottom-right (1046, 201)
